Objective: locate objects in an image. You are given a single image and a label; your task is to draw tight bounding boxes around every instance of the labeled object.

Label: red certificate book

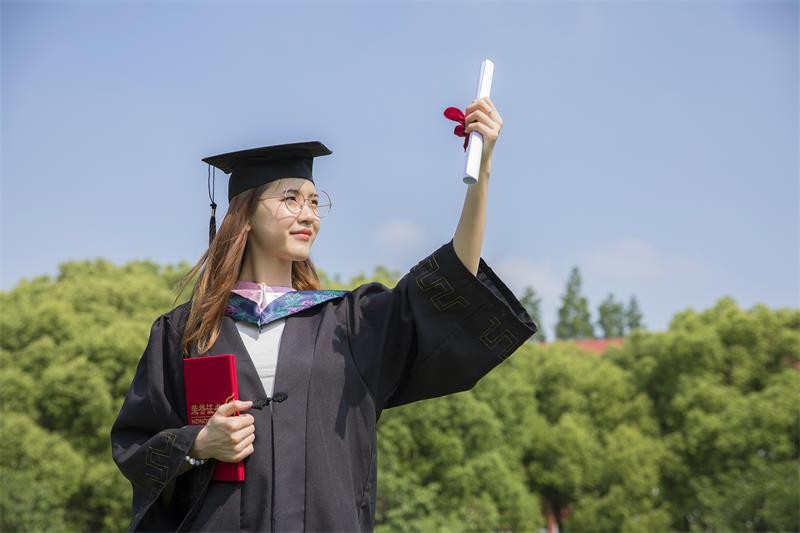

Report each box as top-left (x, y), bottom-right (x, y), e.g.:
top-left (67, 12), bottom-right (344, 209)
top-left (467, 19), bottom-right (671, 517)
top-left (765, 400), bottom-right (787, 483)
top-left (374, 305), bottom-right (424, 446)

top-left (183, 354), bottom-right (245, 482)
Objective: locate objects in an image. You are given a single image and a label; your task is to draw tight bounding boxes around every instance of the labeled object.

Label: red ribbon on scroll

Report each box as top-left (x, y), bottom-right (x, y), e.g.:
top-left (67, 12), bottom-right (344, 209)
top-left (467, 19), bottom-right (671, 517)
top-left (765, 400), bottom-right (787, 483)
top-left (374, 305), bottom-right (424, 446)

top-left (443, 106), bottom-right (470, 151)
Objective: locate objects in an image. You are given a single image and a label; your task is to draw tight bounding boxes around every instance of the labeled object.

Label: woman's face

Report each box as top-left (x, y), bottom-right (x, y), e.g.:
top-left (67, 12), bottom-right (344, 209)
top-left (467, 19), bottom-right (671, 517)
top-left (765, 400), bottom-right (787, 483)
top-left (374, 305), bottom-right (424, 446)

top-left (245, 178), bottom-right (321, 262)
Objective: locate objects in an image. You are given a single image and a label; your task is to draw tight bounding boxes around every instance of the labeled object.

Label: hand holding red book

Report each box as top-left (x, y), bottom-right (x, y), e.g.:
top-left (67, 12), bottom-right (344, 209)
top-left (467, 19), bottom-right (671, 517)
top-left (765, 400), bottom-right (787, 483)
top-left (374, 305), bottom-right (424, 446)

top-left (190, 399), bottom-right (255, 465)
top-left (183, 354), bottom-right (250, 481)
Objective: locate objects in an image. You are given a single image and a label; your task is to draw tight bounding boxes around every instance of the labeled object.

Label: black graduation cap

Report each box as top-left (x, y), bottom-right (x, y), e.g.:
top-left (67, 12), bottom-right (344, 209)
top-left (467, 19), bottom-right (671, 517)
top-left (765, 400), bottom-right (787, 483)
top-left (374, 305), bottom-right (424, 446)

top-left (202, 141), bottom-right (333, 245)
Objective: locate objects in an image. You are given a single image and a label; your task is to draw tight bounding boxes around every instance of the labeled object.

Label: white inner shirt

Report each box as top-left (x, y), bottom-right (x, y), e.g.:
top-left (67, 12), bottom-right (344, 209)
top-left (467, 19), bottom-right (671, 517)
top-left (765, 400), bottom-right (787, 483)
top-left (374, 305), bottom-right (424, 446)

top-left (231, 282), bottom-right (294, 405)
top-left (235, 318), bottom-right (285, 400)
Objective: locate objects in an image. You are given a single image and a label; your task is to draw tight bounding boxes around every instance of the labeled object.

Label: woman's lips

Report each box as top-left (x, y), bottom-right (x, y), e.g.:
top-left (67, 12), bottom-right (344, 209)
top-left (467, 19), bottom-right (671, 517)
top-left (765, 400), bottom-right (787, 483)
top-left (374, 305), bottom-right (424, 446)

top-left (292, 233), bottom-right (311, 240)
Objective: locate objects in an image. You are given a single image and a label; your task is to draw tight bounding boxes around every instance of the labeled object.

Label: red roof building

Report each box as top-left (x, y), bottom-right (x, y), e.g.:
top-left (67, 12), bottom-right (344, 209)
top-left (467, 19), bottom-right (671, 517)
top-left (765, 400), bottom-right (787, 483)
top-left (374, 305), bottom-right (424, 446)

top-left (541, 337), bottom-right (625, 355)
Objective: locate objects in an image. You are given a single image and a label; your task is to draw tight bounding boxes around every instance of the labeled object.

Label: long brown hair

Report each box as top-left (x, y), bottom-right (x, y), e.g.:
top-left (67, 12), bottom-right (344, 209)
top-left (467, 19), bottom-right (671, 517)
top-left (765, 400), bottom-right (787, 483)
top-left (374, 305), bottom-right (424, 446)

top-left (174, 180), bottom-right (321, 356)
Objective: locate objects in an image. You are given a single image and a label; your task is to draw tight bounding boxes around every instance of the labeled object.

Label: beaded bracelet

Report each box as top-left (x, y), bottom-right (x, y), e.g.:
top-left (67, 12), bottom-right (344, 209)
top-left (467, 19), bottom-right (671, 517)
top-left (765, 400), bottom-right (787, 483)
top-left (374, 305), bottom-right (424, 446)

top-left (185, 454), bottom-right (207, 466)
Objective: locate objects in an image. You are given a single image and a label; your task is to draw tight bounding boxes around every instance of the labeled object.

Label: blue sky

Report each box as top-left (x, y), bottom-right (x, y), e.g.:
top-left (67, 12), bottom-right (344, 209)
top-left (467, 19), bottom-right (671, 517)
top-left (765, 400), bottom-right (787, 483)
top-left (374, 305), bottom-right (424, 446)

top-left (2, 0), bottom-right (797, 339)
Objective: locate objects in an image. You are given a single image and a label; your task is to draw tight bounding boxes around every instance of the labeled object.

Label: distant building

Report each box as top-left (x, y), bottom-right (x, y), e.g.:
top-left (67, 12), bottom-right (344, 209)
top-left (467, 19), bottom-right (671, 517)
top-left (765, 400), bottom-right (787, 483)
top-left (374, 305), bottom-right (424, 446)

top-left (541, 337), bottom-right (625, 355)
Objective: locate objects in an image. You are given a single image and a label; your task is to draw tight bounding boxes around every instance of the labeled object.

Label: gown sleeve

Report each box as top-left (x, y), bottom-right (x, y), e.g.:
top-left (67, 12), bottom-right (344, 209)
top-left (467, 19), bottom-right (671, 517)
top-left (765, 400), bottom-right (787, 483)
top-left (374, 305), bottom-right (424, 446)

top-left (110, 312), bottom-right (213, 532)
top-left (346, 239), bottom-right (538, 414)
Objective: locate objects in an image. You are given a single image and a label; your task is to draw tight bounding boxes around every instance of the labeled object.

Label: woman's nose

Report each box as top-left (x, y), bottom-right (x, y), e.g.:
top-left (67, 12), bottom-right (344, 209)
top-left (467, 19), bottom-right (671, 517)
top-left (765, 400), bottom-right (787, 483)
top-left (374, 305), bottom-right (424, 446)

top-left (297, 201), bottom-right (316, 219)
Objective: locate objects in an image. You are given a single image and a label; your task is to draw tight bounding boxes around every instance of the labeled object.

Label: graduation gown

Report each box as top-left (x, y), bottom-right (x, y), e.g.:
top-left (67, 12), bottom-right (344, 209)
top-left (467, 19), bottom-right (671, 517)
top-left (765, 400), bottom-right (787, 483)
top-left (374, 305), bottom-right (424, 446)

top-left (110, 239), bottom-right (538, 532)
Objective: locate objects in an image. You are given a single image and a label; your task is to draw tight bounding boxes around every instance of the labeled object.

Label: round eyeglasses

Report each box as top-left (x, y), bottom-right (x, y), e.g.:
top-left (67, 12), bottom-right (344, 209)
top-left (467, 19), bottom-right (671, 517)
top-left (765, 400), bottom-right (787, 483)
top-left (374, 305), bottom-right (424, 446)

top-left (259, 188), bottom-right (332, 218)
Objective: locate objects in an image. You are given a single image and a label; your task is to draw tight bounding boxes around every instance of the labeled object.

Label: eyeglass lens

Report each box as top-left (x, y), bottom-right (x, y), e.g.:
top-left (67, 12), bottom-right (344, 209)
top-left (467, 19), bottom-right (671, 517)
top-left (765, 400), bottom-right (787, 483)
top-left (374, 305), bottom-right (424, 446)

top-left (283, 190), bottom-right (331, 217)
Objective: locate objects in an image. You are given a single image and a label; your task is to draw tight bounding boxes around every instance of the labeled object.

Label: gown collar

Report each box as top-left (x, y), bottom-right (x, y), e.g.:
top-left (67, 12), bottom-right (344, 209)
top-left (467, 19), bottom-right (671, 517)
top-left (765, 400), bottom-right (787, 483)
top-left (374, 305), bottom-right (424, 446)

top-left (232, 280), bottom-right (295, 313)
top-left (226, 282), bottom-right (348, 332)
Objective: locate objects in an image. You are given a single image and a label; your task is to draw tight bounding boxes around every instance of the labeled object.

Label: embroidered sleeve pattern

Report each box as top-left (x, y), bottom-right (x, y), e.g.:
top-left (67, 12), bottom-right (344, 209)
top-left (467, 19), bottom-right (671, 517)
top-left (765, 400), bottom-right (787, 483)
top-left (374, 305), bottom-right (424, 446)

top-left (411, 253), bottom-right (471, 312)
top-left (479, 315), bottom-right (519, 361)
top-left (145, 431), bottom-right (177, 490)
top-left (411, 243), bottom-right (525, 362)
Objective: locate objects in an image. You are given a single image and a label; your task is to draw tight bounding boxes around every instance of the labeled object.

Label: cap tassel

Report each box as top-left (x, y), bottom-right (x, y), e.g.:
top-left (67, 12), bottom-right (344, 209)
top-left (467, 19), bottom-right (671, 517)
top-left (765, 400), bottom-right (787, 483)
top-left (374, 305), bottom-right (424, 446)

top-left (209, 202), bottom-right (217, 247)
top-left (207, 164), bottom-right (217, 247)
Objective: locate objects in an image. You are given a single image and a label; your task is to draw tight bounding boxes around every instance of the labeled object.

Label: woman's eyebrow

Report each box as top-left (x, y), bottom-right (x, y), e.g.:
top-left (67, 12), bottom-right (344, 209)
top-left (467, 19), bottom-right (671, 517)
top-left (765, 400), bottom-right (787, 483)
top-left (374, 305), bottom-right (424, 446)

top-left (285, 188), bottom-right (319, 198)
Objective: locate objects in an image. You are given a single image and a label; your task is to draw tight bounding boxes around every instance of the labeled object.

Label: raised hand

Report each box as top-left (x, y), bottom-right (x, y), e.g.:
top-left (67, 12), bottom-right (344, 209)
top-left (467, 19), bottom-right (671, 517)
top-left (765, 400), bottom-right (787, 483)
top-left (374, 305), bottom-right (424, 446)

top-left (464, 96), bottom-right (503, 161)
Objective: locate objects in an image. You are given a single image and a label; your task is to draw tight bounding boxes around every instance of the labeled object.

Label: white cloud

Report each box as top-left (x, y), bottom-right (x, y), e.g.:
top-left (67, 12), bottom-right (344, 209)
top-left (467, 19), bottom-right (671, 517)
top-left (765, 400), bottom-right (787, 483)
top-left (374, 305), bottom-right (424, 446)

top-left (577, 238), bottom-right (704, 284)
top-left (493, 256), bottom-right (562, 304)
top-left (492, 239), bottom-right (716, 337)
top-left (574, 238), bottom-right (718, 333)
top-left (372, 220), bottom-right (440, 271)
top-left (374, 220), bottom-right (427, 251)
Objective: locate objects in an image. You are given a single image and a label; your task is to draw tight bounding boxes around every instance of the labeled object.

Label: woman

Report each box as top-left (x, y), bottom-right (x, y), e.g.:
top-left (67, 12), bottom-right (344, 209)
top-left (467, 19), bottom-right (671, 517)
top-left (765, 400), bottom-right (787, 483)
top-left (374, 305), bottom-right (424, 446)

top-left (110, 96), bottom-right (537, 532)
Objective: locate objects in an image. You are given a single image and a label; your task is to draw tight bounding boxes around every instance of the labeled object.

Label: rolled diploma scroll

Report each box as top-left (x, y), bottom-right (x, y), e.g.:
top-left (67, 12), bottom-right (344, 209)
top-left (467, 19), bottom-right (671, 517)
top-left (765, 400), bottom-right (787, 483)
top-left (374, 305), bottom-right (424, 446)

top-left (463, 59), bottom-right (495, 185)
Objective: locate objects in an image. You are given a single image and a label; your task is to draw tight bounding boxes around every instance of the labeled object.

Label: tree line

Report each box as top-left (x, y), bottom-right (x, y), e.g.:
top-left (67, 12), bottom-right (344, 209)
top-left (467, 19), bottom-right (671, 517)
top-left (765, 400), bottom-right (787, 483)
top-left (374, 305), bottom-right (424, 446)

top-left (519, 267), bottom-right (644, 342)
top-left (0, 258), bottom-right (797, 532)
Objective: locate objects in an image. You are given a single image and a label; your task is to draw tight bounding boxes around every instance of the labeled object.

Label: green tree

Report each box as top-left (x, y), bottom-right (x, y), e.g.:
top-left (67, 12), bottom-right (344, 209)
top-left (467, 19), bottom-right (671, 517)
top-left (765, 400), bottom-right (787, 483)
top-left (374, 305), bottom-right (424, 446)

top-left (556, 267), bottom-right (595, 340)
top-left (608, 297), bottom-right (800, 531)
top-left (2, 257), bottom-right (797, 533)
top-left (321, 265), bottom-right (402, 290)
top-left (0, 259), bottom-right (185, 532)
top-left (0, 413), bottom-right (86, 532)
top-left (377, 392), bottom-right (542, 532)
top-left (625, 295), bottom-right (645, 331)
top-left (519, 285), bottom-right (546, 342)
top-left (597, 293), bottom-right (626, 338)
top-left (500, 344), bottom-right (666, 531)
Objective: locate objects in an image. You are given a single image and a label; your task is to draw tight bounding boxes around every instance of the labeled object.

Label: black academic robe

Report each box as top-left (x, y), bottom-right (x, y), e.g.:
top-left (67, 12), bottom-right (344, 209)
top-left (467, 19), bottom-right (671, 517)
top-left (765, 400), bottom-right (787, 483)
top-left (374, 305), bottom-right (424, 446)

top-left (110, 239), bottom-right (537, 532)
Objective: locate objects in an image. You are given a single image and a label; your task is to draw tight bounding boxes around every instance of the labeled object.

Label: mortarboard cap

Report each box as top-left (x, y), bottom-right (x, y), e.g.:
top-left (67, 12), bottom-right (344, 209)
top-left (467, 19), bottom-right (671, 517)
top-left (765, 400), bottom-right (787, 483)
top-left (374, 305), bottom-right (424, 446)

top-left (203, 140), bottom-right (333, 201)
top-left (202, 140), bottom-right (333, 246)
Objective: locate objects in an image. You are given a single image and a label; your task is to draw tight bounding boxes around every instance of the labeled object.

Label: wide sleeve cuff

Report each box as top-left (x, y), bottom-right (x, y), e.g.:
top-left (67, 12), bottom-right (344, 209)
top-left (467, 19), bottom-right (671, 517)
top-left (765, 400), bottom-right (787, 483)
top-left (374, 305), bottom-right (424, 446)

top-left (409, 238), bottom-right (538, 361)
top-left (347, 238), bottom-right (539, 411)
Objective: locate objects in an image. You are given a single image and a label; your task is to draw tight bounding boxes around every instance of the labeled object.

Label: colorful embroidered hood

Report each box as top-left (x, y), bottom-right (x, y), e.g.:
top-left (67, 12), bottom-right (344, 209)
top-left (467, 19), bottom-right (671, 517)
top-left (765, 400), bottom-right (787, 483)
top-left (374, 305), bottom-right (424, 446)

top-left (225, 281), bottom-right (348, 331)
